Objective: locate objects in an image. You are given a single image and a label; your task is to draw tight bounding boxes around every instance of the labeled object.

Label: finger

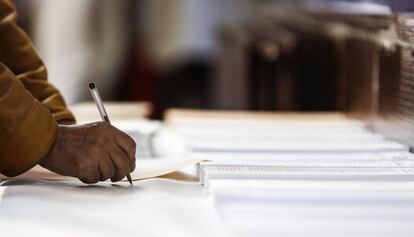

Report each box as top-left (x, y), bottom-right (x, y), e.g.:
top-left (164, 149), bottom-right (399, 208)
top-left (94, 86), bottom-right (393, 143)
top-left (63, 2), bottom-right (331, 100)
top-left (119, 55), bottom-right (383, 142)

top-left (109, 147), bottom-right (131, 182)
top-left (114, 133), bottom-right (136, 172)
top-left (130, 159), bottom-right (136, 173)
top-left (98, 158), bottom-right (115, 181)
top-left (79, 171), bottom-right (100, 184)
top-left (114, 130), bottom-right (136, 161)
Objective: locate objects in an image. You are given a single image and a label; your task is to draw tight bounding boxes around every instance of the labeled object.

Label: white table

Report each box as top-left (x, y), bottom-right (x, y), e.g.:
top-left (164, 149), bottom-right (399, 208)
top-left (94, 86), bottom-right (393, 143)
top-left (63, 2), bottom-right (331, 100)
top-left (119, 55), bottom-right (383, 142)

top-left (0, 178), bottom-right (225, 237)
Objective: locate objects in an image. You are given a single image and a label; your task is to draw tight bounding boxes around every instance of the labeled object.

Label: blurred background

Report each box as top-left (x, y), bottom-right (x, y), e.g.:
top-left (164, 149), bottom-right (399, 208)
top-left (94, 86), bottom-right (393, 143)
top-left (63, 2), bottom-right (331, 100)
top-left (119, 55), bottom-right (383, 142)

top-left (13, 0), bottom-right (414, 119)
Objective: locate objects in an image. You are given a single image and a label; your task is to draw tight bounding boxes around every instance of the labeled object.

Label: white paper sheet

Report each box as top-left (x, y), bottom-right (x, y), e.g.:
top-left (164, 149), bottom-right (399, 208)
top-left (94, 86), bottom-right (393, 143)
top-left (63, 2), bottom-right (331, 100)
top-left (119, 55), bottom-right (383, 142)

top-left (200, 165), bottom-right (414, 184)
top-left (173, 120), bottom-right (370, 136)
top-left (0, 158), bottom-right (204, 182)
top-left (202, 159), bottom-right (414, 168)
top-left (187, 140), bottom-right (408, 153)
top-left (190, 151), bottom-right (414, 162)
top-left (168, 114), bottom-right (414, 237)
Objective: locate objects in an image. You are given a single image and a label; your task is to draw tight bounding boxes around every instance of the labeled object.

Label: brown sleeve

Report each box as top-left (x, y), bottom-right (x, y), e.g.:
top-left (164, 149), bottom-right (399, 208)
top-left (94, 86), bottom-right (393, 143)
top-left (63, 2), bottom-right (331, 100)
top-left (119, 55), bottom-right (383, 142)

top-left (0, 64), bottom-right (58, 176)
top-left (0, 0), bottom-right (75, 123)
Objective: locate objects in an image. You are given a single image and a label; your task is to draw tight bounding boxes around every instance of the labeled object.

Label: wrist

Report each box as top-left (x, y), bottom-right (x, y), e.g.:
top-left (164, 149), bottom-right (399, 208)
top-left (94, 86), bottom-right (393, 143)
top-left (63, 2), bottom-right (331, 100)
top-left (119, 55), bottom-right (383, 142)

top-left (39, 124), bottom-right (63, 168)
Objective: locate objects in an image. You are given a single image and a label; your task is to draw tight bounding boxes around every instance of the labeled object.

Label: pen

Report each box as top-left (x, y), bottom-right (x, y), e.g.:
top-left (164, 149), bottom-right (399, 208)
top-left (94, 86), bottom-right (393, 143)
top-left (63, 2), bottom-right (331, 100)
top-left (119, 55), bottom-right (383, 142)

top-left (89, 81), bottom-right (133, 185)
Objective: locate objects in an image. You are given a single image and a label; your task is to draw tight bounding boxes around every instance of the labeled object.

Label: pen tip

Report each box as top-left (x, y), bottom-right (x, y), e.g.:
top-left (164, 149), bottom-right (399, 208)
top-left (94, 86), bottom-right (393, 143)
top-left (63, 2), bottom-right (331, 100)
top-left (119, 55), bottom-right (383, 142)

top-left (89, 82), bottom-right (96, 89)
top-left (127, 174), bottom-right (133, 185)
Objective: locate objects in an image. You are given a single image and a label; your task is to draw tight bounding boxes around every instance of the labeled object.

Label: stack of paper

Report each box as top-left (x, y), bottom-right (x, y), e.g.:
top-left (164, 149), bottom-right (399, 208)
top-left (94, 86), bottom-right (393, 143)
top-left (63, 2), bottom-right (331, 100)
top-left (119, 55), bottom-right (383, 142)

top-left (166, 110), bottom-right (414, 236)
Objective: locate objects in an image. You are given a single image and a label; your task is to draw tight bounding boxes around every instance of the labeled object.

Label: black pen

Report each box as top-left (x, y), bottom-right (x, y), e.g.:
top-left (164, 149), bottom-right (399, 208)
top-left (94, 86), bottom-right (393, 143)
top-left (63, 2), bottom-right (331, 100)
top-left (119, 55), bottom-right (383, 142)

top-left (89, 81), bottom-right (133, 185)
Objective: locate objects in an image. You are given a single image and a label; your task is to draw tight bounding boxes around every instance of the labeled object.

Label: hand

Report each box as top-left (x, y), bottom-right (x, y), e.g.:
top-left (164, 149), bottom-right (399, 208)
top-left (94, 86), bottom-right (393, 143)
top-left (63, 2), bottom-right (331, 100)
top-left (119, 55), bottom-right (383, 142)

top-left (40, 122), bottom-right (136, 184)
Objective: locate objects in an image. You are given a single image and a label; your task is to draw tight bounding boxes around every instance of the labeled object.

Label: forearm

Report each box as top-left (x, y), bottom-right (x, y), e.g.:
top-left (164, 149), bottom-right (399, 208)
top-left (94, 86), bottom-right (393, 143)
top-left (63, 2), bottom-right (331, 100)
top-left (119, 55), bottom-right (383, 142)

top-left (0, 64), bottom-right (58, 177)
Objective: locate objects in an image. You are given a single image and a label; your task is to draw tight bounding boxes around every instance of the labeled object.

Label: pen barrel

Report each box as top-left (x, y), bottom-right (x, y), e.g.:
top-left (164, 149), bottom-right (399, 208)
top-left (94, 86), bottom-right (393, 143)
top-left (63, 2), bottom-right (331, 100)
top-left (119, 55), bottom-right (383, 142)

top-left (90, 88), bottom-right (110, 123)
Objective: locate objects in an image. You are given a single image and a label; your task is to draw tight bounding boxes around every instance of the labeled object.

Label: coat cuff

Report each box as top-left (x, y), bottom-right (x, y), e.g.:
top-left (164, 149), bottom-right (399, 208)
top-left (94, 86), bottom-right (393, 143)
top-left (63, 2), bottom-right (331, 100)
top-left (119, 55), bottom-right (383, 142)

top-left (0, 102), bottom-right (58, 176)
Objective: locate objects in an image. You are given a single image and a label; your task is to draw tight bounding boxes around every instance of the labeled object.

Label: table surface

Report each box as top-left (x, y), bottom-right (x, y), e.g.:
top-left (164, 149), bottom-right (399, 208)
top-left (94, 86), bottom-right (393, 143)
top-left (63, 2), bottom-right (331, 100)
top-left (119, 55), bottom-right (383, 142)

top-left (0, 104), bottom-right (227, 236)
top-left (0, 179), bottom-right (224, 237)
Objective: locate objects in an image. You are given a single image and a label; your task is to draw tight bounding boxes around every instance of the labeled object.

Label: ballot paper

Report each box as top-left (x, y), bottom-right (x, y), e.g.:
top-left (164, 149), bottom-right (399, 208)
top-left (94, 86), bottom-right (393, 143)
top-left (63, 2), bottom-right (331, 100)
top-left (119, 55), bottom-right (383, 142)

top-left (190, 151), bottom-right (414, 162)
top-left (182, 133), bottom-right (386, 144)
top-left (0, 158), bottom-right (204, 182)
top-left (200, 165), bottom-right (414, 184)
top-left (202, 158), bottom-right (414, 168)
top-left (173, 120), bottom-right (371, 135)
top-left (166, 112), bottom-right (414, 236)
top-left (187, 140), bottom-right (408, 153)
top-left (171, 113), bottom-right (410, 156)
top-left (175, 127), bottom-right (377, 141)
top-left (172, 118), bottom-right (367, 129)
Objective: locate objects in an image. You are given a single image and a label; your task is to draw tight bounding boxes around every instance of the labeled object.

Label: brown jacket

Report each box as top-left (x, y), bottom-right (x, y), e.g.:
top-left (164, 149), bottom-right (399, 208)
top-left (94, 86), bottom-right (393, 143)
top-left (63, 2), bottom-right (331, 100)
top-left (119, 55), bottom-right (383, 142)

top-left (0, 0), bottom-right (75, 176)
